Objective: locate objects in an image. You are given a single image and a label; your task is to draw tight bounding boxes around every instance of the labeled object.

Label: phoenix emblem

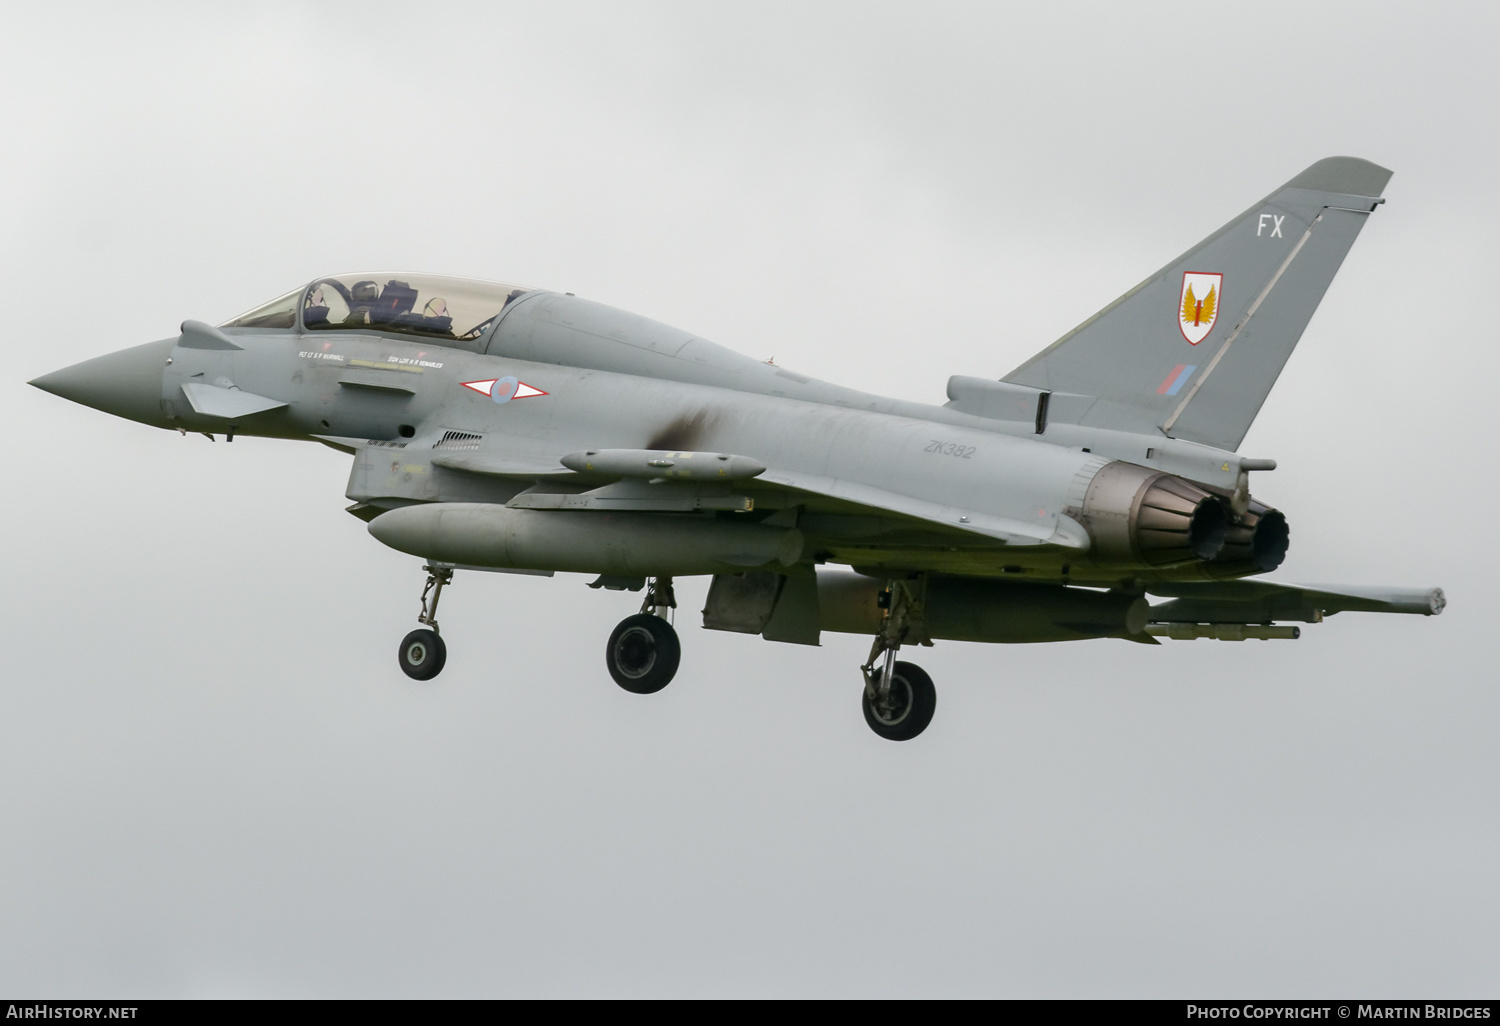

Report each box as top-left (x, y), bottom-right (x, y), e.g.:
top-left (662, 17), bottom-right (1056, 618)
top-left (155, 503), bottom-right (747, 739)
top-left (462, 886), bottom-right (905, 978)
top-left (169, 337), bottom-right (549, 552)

top-left (1178, 272), bottom-right (1222, 345)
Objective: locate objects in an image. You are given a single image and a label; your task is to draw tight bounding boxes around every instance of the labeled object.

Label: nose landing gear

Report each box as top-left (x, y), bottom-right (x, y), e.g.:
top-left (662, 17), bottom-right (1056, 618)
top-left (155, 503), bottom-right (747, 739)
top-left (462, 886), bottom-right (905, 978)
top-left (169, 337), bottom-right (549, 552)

top-left (860, 577), bottom-right (936, 741)
top-left (398, 564), bottom-right (452, 681)
top-left (605, 577), bottom-right (680, 694)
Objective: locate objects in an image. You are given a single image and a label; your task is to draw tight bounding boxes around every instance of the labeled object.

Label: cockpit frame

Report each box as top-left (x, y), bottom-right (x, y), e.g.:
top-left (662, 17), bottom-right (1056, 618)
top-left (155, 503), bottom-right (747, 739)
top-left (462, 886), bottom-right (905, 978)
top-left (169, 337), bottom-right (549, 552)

top-left (220, 273), bottom-right (537, 354)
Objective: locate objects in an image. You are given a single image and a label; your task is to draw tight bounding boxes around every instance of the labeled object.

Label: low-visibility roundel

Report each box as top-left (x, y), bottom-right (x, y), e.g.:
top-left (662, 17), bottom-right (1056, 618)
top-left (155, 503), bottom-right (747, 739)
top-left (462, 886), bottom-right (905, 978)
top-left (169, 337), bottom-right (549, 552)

top-left (460, 377), bottom-right (549, 403)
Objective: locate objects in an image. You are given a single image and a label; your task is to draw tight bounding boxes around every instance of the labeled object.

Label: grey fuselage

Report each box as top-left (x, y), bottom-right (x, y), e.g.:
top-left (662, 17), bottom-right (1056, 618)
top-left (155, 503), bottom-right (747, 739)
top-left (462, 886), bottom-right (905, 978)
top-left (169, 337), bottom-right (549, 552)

top-left (33, 156), bottom-right (1446, 662)
top-left (82, 289), bottom-right (1263, 587)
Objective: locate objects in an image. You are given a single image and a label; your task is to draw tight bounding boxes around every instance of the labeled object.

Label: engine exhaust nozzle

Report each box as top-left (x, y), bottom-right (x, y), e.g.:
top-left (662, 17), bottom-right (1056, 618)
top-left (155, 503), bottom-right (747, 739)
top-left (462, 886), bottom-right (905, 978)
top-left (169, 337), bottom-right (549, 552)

top-left (1214, 501), bottom-right (1290, 573)
top-left (1075, 461), bottom-right (1230, 566)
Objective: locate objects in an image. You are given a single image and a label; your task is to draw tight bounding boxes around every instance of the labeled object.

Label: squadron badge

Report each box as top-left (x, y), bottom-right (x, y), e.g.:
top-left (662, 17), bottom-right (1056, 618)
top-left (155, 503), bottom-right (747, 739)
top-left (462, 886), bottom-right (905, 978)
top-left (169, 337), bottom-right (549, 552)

top-left (1178, 271), bottom-right (1222, 345)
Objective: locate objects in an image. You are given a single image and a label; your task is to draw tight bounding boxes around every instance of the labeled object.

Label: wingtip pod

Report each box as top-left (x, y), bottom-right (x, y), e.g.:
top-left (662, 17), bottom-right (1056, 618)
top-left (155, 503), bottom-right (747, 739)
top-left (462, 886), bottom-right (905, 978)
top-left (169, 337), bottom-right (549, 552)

top-left (1145, 581), bottom-right (1447, 626)
top-left (1283, 156), bottom-right (1393, 199)
top-left (1294, 583), bottom-right (1447, 616)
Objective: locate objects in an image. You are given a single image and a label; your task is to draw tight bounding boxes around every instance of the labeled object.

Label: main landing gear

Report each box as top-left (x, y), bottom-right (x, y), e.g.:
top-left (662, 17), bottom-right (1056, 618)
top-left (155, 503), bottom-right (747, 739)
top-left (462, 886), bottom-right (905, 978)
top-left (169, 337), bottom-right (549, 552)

top-left (605, 577), bottom-right (681, 694)
top-left (398, 563), bottom-right (451, 681)
top-left (392, 565), bottom-right (932, 741)
top-left (860, 578), bottom-right (937, 741)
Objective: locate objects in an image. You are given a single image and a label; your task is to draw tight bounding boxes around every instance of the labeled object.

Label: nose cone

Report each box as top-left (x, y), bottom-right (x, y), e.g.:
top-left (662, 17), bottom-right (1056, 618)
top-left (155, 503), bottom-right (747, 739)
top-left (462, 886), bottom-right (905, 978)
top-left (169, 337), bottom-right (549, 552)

top-left (30, 337), bottom-right (177, 427)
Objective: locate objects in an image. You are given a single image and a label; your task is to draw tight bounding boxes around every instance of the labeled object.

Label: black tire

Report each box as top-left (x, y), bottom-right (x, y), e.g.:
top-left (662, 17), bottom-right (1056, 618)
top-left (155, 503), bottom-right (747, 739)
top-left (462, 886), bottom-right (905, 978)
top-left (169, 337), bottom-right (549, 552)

top-left (862, 661), bottom-right (936, 741)
top-left (606, 614), bottom-right (681, 694)
top-left (399, 628), bottom-right (447, 681)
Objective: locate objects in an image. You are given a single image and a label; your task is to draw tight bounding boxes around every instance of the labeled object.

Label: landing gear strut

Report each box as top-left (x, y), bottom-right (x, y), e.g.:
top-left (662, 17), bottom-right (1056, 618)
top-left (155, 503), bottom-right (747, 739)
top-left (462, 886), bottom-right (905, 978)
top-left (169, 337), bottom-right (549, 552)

top-left (860, 577), bottom-right (936, 741)
top-left (605, 577), bottom-right (681, 694)
top-left (398, 563), bottom-right (451, 681)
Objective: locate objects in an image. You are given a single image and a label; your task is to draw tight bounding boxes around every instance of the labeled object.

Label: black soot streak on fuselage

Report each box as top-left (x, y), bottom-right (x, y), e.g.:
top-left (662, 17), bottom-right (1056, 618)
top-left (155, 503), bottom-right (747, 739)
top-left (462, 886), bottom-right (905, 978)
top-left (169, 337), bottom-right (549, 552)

top-left (647, 410), bottom-right (715, 451)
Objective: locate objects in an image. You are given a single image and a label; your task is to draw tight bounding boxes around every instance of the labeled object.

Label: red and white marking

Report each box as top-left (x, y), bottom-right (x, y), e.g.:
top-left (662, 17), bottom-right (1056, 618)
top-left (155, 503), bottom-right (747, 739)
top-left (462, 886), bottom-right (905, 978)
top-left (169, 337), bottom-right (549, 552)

top-left (460, 379), bottom-right (548, 399)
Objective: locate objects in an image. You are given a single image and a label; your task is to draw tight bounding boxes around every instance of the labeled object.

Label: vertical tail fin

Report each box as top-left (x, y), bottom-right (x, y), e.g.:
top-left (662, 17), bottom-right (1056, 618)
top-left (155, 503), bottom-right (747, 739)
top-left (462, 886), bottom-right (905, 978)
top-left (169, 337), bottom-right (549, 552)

top-left (1004, 157), bottom-right (1392, 451)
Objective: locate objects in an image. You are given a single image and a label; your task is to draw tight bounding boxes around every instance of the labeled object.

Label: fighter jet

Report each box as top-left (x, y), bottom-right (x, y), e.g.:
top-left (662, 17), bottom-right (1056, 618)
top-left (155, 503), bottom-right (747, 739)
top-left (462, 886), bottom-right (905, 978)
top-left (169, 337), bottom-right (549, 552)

top-left (30, 156), bottom-right (1443, 741)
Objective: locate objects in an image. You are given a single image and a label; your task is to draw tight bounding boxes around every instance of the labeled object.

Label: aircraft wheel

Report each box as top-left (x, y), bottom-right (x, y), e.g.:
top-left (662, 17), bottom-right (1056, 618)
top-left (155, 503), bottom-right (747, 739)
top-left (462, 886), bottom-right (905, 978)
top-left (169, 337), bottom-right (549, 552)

top-left (606, 614), bottom-right (680, 694)
top-left (399, 628), bottom-right (447, 681)
top-left (862, 661), bottom-right (936, 741)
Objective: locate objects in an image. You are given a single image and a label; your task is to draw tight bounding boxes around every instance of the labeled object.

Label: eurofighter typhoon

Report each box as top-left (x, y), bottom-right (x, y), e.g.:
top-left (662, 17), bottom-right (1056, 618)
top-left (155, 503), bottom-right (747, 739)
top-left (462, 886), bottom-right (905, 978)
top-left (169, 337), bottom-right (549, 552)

top-left (31, 157), bottom-right (1443, 740)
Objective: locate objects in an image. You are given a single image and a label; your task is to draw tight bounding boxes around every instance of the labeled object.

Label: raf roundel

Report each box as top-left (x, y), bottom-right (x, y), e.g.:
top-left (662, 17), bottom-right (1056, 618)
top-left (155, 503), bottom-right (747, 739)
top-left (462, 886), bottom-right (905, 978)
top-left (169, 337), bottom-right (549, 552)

top-left (460, 377), bottom-right (549, 404)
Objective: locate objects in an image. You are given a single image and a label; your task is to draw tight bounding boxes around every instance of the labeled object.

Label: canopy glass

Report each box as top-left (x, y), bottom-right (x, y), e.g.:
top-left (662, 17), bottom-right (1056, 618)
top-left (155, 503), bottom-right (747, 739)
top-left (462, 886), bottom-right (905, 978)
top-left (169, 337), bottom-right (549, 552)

top-left (221, 273), bottom-right (532, 347)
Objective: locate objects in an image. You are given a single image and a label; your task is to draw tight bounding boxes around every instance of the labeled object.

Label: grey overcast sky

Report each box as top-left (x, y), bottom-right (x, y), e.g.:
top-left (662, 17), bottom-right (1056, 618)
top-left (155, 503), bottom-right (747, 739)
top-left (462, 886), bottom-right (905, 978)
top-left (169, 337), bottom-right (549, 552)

top-left (2, 0), bottom-right (1496, 998)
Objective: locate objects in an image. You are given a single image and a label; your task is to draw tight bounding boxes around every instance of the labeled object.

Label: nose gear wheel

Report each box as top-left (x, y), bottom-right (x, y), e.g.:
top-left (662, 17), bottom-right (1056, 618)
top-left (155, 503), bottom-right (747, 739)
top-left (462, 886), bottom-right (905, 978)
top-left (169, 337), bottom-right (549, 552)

top-left (396, 563), bottom-right (454, 681)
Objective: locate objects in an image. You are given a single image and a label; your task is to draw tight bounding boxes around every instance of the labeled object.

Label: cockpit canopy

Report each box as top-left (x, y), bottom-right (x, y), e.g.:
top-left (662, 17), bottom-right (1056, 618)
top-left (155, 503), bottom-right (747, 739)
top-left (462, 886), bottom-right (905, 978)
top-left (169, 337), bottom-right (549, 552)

top-left (221, 273), bottom-right (533, 349)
